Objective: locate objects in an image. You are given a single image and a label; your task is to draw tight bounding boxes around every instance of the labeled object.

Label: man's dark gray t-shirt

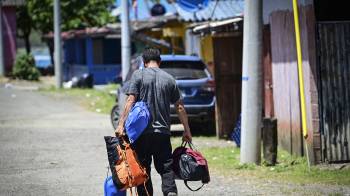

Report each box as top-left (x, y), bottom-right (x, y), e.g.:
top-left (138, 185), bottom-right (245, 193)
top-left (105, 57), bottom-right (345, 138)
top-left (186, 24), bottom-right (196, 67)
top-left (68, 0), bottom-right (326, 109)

top-left (126, 67), bottom-right (181, 135)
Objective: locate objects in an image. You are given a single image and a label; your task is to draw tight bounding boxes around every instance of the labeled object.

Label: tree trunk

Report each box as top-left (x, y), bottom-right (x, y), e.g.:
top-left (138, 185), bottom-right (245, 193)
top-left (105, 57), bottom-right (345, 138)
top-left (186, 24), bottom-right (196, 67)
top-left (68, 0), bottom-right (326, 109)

top-left (47, 40), bottom-right (54, 65)
top-left (24, 34), bottom-right (31, 54)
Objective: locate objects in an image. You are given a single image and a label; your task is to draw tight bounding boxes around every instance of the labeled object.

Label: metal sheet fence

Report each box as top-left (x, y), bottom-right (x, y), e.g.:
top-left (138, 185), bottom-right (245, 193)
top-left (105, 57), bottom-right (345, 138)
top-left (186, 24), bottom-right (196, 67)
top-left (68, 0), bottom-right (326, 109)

top-left (317, 22), bottom-right (350, 162)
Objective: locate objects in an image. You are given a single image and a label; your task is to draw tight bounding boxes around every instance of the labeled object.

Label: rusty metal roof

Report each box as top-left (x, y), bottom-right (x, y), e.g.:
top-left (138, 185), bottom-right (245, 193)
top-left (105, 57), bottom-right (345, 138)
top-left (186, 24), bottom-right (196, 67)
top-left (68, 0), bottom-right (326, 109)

top-left (1, 0), bottom-right (25, 6)
top-left (43, 27), bottom-right (118, 40)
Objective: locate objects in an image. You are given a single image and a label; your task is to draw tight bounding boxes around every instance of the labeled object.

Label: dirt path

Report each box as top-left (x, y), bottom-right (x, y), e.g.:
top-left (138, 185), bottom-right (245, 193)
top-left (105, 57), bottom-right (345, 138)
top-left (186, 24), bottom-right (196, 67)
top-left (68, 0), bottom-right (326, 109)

top-left (0, 85), bottom-right (349, 196)
top-left (0, 87), bottom-right (241, 196)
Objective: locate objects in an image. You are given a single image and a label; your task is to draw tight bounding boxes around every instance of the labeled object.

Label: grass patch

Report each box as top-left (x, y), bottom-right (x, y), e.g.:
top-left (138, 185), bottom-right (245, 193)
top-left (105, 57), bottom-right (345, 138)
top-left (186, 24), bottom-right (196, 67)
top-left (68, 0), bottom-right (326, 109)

top-left (40, 84), bottom-right (118, 114)
top-left (171, 136), bottom-right (350, 186)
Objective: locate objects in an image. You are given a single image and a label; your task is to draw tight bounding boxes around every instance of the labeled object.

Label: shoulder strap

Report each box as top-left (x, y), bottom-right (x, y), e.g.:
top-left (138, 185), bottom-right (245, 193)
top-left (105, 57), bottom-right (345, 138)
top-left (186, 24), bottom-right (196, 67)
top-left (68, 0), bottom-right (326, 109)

top-left (140, 69), bottom-right (146, 101)
top-left (151, 69), bottom-right (158, 123)
top-left (184, 180), bottom-right (205, 191)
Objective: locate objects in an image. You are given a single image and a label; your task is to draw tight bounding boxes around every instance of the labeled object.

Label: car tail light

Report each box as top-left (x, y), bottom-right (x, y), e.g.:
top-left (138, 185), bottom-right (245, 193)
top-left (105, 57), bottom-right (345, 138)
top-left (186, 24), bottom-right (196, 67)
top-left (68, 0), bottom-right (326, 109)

top-left (202, 79), bottom-right (215, 92)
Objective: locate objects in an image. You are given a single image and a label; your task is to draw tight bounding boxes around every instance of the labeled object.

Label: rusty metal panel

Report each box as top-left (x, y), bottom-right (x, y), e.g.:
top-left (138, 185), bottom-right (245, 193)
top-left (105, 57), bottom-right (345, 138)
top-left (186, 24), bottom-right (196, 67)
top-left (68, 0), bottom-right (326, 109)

top-left (263, 25), bottom-right (274, 118)
top-left (317, 22), bottom-right (350, 162)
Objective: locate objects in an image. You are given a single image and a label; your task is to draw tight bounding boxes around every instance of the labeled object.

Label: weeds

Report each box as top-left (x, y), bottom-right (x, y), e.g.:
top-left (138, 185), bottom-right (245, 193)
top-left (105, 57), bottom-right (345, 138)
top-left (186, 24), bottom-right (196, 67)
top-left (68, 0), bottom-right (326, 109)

top-left (40, 84), bottom-right (118, 114)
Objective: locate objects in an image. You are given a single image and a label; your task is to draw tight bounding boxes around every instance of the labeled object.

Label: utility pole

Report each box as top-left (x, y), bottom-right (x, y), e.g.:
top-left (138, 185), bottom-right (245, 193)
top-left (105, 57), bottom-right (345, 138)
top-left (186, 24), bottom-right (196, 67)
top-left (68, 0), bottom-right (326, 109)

top-left (54, 0), bottom-right (62, 88)
top-left (121, 0), bottom-right (131, 82)
top-left (0, 1), bottom-right (4, 76)
top-left (240, 0), bottom-right (263, 164)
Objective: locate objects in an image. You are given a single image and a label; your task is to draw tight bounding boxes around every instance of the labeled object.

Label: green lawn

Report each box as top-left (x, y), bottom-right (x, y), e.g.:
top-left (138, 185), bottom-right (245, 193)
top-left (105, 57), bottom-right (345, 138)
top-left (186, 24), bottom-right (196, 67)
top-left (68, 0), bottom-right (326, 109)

top-left (171, 136), bottom-right (350, 186)
top-left (40, 84), bottom-right (118, 114)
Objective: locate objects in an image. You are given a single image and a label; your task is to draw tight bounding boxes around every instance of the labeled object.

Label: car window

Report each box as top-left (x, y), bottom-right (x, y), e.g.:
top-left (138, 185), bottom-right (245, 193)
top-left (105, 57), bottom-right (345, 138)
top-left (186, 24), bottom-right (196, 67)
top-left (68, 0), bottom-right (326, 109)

top-left (160, 60), bottom-right (207, 80)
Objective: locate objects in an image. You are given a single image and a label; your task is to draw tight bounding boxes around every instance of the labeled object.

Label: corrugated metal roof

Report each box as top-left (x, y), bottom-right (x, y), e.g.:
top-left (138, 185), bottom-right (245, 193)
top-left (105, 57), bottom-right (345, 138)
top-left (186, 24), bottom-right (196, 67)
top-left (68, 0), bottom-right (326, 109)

top-left (1, 0), bottom-right (25, 6)
top-left (174, 0), bottom-right (244, 22)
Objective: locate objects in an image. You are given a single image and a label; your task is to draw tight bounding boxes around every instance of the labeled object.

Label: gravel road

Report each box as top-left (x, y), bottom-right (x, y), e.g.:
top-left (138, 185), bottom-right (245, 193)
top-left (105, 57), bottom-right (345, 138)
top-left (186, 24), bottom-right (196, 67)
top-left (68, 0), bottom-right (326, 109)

top-left (0, 87), bottom-right (241, 196)
top-left (1, 86), bottom-right (349, 196)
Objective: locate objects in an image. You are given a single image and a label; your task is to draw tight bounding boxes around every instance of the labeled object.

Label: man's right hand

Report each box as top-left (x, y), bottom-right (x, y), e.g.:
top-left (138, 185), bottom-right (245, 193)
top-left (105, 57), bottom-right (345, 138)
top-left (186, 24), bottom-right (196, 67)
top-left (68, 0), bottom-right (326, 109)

top-left (115, 125), bottom-right (125, 137)
top-left (182, 129), bottom-right (192, 142)
top-left (114, 95), bottom-right (136, 138)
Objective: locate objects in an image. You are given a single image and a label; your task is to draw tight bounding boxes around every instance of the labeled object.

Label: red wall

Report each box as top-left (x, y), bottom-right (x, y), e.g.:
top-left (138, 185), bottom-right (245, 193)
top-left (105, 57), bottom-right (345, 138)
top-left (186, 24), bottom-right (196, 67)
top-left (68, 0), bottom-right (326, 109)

top-left (1, 6), bottom-right (17, 74)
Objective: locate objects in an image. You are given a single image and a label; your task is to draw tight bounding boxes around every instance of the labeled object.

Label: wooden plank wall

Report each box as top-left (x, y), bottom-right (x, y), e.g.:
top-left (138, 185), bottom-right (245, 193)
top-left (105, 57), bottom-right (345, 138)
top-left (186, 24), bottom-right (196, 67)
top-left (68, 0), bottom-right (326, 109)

top-left (213, 35), bottom-right (243, 138)
top-left (269, 5), bottom-right (318, 160)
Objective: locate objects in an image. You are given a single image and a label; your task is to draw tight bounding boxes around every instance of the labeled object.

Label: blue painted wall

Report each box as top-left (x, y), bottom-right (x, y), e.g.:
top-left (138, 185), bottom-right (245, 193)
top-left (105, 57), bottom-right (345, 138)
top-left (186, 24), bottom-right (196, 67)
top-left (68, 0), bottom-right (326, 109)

top-left (63, 37), bottom-right (122, 85)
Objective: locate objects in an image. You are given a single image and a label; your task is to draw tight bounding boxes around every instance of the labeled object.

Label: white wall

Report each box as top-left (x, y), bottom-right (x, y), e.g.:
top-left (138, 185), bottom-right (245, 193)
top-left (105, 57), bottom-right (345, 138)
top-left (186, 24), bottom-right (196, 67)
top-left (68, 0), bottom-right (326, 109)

top-left (263, 0), bottom-right (313, 24)
top-left (185, 29), bottom-right (201, 57)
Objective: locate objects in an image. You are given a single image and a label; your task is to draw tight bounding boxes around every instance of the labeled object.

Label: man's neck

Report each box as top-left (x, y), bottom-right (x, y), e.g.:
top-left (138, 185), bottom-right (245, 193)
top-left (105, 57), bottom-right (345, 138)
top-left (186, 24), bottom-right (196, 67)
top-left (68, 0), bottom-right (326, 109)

top-left (146, 61), bottom-right (159, 68)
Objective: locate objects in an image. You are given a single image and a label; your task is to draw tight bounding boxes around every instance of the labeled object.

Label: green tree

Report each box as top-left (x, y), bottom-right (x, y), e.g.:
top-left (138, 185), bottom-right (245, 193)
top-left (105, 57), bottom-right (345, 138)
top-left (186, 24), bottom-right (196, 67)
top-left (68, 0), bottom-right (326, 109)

top-left (16, 5), bottom-right (33, 54)
top-left (17, 0), bottom-right (116, 53)
top-left (28, 0), bottom-right (115, 34)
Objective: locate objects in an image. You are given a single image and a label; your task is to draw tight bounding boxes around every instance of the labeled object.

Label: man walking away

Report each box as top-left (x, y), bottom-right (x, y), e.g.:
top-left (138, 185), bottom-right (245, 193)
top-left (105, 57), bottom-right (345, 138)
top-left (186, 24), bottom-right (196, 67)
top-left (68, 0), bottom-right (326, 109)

top-left (115, 47), bottom-right (192, 196)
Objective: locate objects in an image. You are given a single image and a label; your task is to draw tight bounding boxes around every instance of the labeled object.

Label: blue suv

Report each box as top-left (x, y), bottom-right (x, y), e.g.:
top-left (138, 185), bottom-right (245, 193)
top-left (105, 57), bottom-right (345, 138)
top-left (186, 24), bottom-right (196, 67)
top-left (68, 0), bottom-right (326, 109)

top-left (111, 55), bottom-right (216, 132)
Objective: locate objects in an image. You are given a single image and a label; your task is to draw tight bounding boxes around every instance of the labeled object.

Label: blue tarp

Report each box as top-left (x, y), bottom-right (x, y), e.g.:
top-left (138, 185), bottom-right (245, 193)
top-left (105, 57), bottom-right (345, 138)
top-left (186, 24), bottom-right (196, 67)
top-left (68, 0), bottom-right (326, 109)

top-left (176, 0), bottom-right (209, 12)
top-left (230, 114), bottom-right (241, 147)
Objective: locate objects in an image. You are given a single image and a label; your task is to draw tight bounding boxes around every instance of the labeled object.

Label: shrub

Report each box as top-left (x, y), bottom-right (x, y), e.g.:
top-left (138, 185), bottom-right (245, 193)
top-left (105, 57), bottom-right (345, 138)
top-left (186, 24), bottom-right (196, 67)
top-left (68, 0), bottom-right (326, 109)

top-left (12, 53), bottom-right (40, 81)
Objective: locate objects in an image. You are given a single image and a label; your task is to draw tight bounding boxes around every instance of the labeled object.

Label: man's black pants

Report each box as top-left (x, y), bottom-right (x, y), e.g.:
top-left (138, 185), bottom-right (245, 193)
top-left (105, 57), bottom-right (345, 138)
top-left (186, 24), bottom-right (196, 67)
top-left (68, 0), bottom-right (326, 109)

top-left (132, 133), bottom-right (177, 196)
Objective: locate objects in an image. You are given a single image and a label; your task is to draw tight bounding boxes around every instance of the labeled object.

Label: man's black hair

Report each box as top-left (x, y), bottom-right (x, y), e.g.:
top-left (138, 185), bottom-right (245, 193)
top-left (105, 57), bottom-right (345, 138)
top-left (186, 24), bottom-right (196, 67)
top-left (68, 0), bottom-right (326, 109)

top-left (142, 47), bottom-right (161, 64)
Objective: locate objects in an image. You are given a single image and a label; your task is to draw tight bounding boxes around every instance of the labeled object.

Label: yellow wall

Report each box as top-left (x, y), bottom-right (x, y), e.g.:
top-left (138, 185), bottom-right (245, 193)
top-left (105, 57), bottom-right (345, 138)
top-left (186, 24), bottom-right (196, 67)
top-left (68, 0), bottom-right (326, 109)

top-left (200, 35), bottom-right (214, 64)
top-left (163, 23), bottom-right (186, 54)
top-left (142, 21), bottom-right (187, 54)
top-left (163, 27), bottom-right (184, 37)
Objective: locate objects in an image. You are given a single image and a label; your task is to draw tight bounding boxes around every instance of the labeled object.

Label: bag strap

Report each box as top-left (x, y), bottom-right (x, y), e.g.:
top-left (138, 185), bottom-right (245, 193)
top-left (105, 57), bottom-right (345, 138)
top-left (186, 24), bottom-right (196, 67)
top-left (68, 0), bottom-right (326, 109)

top-left (143, 181), bottom-right (150, 196)
top-left (181, 141), bottom-right (198, 151)
top-left (140, 69), bottom-right (145, 101)
top-left (184, 180), bottom-right (205, 191)
top-left (106, 166), bottom-right (110, 178)
top-left (151, 69), bottom-right (158, 124)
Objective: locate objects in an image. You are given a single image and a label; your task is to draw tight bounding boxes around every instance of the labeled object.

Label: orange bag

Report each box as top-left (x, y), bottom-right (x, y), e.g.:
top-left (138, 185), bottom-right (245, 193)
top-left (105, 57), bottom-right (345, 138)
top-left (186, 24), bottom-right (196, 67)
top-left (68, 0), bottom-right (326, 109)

top-left (105, 136), bottom-right (149, 195)
top-left (116, 138), bottom-right (148, 189)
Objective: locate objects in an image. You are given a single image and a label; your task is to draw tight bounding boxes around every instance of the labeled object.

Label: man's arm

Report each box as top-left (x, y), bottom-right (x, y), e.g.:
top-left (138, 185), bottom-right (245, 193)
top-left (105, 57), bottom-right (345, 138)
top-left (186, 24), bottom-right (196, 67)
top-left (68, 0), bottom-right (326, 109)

top-left (115, 94), bottom-right (136, 137)
top-left (175, 100), bottom-right (192, 142)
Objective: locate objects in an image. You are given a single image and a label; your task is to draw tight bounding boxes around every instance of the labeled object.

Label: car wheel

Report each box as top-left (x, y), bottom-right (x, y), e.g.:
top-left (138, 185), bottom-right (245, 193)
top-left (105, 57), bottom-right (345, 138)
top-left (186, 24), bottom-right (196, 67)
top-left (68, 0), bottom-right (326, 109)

top-left (190, 121), bottom-right (216, 135)
top-left (202, 121), bottom-right (216, 134)
top-left (189, 122), bottom-right (203, 134)
top-left (111, 105), bottom-right (119, 130)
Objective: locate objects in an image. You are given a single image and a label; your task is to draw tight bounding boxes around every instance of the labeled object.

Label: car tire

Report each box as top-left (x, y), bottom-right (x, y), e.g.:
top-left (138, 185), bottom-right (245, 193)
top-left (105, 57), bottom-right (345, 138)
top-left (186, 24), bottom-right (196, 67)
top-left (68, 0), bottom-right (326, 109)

top-left (190, 121), bottom-right (215, 135)
top-left (189, 123), bottom-right (200, 134)
top-left (111, 105), bottom-right (119, 130)
top-left (205, 120), bottom-right (216, 133)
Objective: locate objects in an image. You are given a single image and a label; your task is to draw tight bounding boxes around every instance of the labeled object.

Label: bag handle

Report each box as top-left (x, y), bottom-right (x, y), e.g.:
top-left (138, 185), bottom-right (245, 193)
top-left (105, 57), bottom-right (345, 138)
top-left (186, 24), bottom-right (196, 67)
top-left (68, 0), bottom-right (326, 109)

top-left (181, 141), bottom-right (198, 151)
top-left (184, 180), bottom-right (205, 192)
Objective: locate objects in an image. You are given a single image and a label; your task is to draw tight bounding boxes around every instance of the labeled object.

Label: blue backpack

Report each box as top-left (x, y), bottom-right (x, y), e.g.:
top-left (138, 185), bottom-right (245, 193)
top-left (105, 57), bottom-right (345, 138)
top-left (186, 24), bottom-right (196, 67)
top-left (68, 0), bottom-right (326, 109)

top-left (125, 101), bottom-right (150, 143)
top-left (104, 176), bottom-right (126, 196)
top-left (124, 69), bottom-right (154, 143)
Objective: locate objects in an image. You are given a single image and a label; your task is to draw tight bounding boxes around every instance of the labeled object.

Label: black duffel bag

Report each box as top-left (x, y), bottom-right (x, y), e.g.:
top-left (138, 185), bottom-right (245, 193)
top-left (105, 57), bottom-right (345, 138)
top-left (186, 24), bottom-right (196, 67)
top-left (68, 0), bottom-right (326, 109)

top-left (172, 142), bottom-right (210, 191)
